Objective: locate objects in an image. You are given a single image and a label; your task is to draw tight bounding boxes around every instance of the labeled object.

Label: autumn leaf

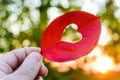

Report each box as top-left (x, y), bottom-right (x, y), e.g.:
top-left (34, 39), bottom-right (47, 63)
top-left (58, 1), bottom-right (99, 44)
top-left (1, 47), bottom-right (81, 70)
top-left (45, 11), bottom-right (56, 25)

top-left (40, 11), bottom-right (101, 62)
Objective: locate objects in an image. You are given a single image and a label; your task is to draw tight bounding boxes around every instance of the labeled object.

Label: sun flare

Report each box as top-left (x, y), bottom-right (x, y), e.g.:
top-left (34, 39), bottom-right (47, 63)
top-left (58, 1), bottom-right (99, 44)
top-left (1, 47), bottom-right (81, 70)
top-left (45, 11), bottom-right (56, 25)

top-left (92, 55), bottom-right (115, 73)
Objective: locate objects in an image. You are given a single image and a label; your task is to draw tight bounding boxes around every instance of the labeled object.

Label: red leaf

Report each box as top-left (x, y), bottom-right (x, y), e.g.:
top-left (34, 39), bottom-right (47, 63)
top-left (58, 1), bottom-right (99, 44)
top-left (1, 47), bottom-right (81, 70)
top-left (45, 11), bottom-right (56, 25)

top-left (40, 11), bottom-right (101, 62)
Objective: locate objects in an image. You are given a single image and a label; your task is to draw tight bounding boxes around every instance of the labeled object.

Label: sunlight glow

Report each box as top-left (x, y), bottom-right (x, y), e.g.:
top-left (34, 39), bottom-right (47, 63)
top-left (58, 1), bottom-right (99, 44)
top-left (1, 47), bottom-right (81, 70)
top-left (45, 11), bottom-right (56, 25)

top-left (114, 0), bottom-right (120, 8)
top-left (81, 47), bottom-right (116, 74)
top-left (81, 0), bottom-right (99, 14)
top-left (92, 55), bottom-right (115, 73)
top-left (59, 0), bottom-right (70, 8)
top-left (47, 7), bottom-right (61, 23)
top-left (9, 23), bottom-right (20, 36)
top-left (24, 0), bottom-right (41, 10)
top-left (98, 25), bottom-right (112, 46)
top-left (50, 47), bottom-right (116, 73)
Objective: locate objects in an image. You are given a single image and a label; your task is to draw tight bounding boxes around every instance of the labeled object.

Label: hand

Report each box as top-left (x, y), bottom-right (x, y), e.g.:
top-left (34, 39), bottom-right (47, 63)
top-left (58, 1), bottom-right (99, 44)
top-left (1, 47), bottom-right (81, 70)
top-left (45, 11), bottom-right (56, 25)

top-left (0, 47), bottom-right (48, 80)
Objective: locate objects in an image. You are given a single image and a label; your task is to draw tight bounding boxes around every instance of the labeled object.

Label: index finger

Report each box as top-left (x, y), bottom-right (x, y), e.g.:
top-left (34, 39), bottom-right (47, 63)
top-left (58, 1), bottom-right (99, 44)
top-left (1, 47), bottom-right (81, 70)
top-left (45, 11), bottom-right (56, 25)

top-left (0, 47), bottom-right (41, 74)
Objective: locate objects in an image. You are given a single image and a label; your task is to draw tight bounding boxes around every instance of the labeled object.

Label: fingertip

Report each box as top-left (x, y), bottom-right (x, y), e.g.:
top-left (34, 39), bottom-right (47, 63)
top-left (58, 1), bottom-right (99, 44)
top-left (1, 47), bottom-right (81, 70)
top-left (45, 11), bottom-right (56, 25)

top-left (39, 76), bottom-right (43, 80)
top-left (39, 63), bottom-right (48, 77)
top-left (38, 76), bottom-right (43, 80)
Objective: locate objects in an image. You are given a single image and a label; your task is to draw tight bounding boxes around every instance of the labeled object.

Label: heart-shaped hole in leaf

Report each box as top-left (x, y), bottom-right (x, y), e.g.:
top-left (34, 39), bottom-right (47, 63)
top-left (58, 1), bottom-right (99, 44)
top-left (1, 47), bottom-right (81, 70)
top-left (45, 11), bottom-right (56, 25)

top-left (61, 24), bottom-right (82, 43)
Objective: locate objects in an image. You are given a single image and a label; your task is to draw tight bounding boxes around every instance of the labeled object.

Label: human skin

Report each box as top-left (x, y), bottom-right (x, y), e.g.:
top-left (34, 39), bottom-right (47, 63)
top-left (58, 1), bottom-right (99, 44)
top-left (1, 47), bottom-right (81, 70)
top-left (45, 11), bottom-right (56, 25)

top-left (0, 47), bottom-right (48, 80)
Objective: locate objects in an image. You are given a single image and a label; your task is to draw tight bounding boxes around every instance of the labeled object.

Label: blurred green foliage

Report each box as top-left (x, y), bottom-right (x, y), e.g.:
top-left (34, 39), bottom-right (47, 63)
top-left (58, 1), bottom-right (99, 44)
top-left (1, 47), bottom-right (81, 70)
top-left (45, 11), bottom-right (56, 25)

top-left (0, 0), bottom-right (120, 80)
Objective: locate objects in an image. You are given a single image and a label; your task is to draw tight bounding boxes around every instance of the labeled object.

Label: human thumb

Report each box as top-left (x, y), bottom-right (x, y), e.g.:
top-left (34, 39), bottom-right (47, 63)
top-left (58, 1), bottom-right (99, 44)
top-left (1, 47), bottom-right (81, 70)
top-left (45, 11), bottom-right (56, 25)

top-left (11, 52), bottom-right (42, 80)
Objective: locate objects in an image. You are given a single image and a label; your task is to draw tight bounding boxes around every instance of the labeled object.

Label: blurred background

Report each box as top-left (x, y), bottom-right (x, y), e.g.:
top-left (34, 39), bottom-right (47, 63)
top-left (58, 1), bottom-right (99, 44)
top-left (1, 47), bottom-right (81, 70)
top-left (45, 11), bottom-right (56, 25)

top-left (0, 0), bottom-right (120, 80)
